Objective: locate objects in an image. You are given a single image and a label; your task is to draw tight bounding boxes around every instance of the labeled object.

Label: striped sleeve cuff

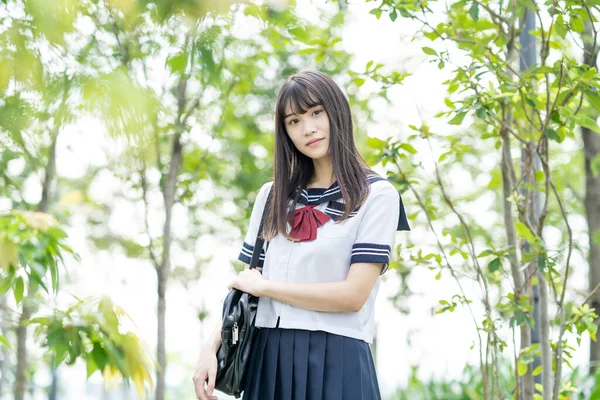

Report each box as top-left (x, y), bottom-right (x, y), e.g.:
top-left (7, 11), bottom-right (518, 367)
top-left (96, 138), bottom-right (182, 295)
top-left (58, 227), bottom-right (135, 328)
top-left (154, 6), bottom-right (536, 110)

top-left (237, 242), bottom-right (266, 268)
top-left (350, 243), bottom-right (391, 274)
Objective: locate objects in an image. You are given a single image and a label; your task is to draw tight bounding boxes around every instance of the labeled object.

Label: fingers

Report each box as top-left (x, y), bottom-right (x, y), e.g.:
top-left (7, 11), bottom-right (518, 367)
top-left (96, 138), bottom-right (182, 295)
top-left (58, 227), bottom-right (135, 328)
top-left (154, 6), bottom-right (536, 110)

top-left (193, 368), bottom-right (213, 400)
top-left (206, 367), bottom-right (216, 396)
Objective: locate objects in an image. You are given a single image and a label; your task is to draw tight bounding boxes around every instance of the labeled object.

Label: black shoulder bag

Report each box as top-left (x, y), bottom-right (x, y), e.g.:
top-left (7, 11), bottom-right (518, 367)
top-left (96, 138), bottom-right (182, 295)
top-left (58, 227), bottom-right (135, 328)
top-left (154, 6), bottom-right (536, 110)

top-left (215, 186), bottom-right (273, 398)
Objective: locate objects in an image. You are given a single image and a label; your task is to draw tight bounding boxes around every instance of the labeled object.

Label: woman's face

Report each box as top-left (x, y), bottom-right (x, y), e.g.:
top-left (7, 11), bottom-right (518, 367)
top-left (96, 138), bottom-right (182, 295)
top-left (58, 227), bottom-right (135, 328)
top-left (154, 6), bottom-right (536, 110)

top-left (283, 103), bottom-right (330, 161)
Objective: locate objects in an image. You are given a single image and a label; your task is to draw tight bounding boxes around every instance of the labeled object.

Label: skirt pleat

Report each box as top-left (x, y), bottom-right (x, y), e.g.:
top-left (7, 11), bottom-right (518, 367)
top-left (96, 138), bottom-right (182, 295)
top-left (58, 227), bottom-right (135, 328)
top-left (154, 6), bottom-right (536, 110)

top-left (242, 328), bottom-right (381, 400)
top-left (307, 330), bottom-right (326, 399)
top-left (275, 329), bottom-right (294, 399)
top-left (322, 332), bottom-right (343, 400)
top-left (245, 325), bottom-right (270, 400)
top-left (261, 328), bottom-right (281, 400)
top-left (292, 329), bottom-right (309, 400)
top-left (341, 335), bottom-right (362, 400)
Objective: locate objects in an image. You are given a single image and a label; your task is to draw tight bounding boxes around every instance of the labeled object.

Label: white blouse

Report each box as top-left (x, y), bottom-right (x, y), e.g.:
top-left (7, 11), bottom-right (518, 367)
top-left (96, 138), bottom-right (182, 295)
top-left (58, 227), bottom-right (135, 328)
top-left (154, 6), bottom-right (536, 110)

top-left (237, 173), bottom-right (410, 343)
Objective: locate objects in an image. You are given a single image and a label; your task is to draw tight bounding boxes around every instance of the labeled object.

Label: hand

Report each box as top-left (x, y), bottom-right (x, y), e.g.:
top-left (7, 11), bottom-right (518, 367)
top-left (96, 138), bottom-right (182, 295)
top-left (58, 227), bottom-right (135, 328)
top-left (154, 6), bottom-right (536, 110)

top-left (192, 346), bottom-right (219, 400)
top-left (227, 268), bottom-right (267, 296)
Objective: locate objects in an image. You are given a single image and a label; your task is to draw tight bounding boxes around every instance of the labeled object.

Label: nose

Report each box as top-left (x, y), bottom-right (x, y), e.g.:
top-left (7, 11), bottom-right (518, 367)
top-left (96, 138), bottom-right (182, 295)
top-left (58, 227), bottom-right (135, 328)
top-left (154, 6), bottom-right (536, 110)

top-left (303, 120), bottom-right (317, 136)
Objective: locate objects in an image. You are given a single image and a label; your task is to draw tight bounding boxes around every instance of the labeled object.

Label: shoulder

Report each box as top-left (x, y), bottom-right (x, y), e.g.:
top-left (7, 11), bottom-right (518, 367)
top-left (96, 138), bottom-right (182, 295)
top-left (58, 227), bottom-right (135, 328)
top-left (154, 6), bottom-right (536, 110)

top-left (256, 180), bottom-right (274, 204)
top-left (367, 178), bottom-right (399, 202)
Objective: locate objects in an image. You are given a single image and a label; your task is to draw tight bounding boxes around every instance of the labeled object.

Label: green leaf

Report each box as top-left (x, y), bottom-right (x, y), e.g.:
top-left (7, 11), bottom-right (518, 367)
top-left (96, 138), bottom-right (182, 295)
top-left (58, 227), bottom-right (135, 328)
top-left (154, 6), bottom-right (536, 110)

top-left (478, 249), bottom-right (494, 257)
top-left (0, 239), bottom-right (18, 270)
top-left (422, 47), bottom-right (438, 56)
top-left (537, 254), bottom-right (546, 272)
top-left (355, 77), bottom-right (365, 87)
top-left (288, 25), bottom-right (309, 42)
top-left (571, 16), bottom-right (584, 33)
top-left (439, 152), bottom-right (450, 162)
top-left (165, 52), bottom-right (187, 75)
top-left (469, 2), bottom-right (479, 21)
top-left (518, 360), bottom-right (528, 376)
top-left (476, 107), bottom-right (487, 119)
top-left (399, 143), bottom-right (418, 154)
top-left (488, 257), bottom-right (501, 273)
top-left (367, 136), bottom-right (387, 150)
top-left (369, 8), bottom-right (383, 19)
top-left (438, 60), bottom-right (445, 70)
top-left (544, 127), bottom-right (561, 143)
top-left (535, 66), bottom-right (554, 74)
top-left (0, 277), bottom-right (12, 296)
top-left (389, 9), bottom-right (398, 22)
top-left (0, 334), bottom-right (11, 350)
top-left (50, 259), bottom-right (59, 294)
top-left (444, 98), bottom-right (455, 109)
top-left (14, 276), bottom-right (24, 305)
top-left (555, 21), bottom-right (568, 38)
top-left (575, 114), bottom-right (600, 133)
top-left (515, 221), bottom-right (536, 242)
top-left (423, 30), bottom-right (439, 41)
top-left (591, 155), bottom-right (600, 178)
top-left (86, 358), bottom-right (98, 378)
top-left (448, 112), bottom-right (467, 125)
top-left (586, 91), bottom-right (600, 113)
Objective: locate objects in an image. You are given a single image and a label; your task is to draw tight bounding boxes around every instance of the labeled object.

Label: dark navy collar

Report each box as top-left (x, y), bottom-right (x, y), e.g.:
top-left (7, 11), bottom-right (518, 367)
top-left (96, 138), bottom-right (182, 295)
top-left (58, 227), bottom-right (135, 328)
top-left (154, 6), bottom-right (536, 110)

top-left (295, 173), bottom-right (410, 231)
top-left (298, 174), bottom-right (384, 205)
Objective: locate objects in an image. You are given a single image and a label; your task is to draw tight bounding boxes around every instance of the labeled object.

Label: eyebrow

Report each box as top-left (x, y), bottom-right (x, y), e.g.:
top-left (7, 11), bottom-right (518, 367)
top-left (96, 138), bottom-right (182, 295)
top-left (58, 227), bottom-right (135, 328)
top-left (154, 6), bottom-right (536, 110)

top-left (284, 104), bottom-right (322, 120)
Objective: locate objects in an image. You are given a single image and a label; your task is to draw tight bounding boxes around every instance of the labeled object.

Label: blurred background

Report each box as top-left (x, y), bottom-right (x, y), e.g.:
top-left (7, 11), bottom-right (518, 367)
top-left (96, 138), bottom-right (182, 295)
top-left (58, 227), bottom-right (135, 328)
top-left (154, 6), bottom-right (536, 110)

top-left (1, 0), bottom-right (600, 399)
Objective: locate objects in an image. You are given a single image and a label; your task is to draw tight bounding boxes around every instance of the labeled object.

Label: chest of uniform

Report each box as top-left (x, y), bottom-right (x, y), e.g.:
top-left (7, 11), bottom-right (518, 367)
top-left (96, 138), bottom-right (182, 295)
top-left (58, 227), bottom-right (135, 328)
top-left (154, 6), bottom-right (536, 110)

top-left (262, 201), bottom-right (358, 278)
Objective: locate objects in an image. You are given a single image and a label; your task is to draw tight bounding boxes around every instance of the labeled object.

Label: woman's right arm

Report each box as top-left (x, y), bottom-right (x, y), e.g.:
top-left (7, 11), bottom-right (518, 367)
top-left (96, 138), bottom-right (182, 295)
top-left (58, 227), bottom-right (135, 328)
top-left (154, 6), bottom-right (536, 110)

top-left (192, 317), bottom-right (222, 400)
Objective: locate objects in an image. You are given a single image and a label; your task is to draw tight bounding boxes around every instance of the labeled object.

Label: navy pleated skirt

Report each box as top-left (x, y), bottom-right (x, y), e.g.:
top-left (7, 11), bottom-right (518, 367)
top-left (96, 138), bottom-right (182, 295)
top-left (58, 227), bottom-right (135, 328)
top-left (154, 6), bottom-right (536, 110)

top-left (242, 327), bottom-right (381, 400)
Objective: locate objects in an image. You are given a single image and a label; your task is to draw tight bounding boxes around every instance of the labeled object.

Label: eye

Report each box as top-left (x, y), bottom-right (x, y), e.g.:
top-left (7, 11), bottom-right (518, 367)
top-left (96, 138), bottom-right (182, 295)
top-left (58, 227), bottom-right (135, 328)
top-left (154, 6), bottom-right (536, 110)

top-left (288, 118), bottom-right (299, 126)
top-left (313, 109), bottom-right (323, 116)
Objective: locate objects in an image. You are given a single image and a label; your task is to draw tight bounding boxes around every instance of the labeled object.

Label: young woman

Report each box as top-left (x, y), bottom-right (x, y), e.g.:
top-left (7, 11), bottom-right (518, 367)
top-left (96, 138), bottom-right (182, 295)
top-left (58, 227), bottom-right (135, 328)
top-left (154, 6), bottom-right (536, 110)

top-left (193, 70), bottom-right (410, 400)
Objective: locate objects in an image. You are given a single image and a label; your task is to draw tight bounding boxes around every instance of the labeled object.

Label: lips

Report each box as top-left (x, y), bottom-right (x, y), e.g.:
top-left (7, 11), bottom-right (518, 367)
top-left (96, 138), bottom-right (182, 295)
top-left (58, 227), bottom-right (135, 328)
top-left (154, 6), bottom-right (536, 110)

top-left (306, 138), bottom-right (324, 146)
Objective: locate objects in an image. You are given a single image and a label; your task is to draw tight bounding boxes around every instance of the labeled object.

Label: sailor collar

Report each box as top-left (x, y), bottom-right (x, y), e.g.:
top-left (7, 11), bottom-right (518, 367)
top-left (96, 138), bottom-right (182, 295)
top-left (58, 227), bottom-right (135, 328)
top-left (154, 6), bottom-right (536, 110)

top-left (295, 173), bottom-right (410, 231)
top-left (298, 174), bottom-right (384, 206)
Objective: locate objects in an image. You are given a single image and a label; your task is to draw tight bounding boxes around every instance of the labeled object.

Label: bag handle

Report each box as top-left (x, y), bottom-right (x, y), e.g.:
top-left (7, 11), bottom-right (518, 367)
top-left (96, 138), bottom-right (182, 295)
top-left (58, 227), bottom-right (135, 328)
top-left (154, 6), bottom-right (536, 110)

top-left (249, 185), bottom-right (274, 270)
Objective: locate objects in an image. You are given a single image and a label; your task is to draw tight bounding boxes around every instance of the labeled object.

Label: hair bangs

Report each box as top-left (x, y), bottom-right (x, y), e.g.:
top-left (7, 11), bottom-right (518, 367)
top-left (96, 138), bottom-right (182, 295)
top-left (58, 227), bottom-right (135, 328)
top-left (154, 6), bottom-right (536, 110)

top-left (278, 81), bottom-right (322, 121)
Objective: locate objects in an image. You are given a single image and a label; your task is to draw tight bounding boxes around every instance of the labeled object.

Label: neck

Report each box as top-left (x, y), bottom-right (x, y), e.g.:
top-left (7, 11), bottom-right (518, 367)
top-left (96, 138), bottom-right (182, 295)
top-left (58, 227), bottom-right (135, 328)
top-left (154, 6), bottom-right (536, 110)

top-left (310, 156), bottom-right (335, 187)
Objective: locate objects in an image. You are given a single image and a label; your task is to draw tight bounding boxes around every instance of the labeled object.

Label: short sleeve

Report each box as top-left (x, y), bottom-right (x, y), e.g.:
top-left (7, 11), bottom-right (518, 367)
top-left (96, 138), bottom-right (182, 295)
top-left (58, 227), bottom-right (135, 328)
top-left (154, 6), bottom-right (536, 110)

top-left (237, 181), bottom-right (273, 268)
top-left (350, 182), bottom-right (408, 275)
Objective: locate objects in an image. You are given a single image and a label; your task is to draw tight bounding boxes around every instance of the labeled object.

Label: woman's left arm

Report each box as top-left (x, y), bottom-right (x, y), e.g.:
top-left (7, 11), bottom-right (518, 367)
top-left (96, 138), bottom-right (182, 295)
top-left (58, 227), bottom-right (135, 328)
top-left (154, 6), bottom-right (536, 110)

top-left (228, 262), bottom-right (382, 313)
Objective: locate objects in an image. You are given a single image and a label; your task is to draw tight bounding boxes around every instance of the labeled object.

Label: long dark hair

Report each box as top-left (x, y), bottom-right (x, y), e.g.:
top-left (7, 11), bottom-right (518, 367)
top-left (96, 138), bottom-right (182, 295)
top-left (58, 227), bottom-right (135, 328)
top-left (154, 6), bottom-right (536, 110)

top-left (262, 69), bottom-right (376, 242)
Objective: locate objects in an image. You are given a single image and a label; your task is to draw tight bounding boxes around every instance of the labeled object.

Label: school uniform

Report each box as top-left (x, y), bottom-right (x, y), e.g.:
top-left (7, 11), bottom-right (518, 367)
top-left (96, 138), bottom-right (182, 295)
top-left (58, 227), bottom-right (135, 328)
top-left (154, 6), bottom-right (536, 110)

top-left (237, 173), bottom-right (410, 400)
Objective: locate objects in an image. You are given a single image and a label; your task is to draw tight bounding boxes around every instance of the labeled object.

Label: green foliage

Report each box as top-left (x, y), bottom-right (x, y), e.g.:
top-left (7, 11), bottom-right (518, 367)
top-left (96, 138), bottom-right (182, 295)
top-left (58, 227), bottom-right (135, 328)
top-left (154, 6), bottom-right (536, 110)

top-left (359, 0), bottom-right (600, 396)
top-left (389, 359), bottom-right (515, 400)
top-left (0, 210), bottom-right (74, 299)
top-left (389, 360), bottom-right (600, 400)
top-left (30, 296), bottom-right (154, 399)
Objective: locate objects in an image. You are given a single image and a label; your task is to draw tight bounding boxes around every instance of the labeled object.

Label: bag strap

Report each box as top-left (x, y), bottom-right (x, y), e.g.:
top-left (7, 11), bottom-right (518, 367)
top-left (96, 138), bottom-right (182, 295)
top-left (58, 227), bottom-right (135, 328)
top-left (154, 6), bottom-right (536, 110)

top-left (249, 185), bottom-right (274, 270)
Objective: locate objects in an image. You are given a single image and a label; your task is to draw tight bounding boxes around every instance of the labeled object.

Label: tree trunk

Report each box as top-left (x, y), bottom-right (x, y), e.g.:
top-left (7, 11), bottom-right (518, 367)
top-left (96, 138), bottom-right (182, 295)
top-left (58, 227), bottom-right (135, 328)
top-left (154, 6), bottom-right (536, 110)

top-left (48, 356), bottom-right (57, 400)
top-left (0, 296), bottom-right (10, 397)
top-left (586, 129), bottom-right (600, 374)
top-left (156, 263), bottom-right (168, 400)
top-left (15, 133), bottom-right (57, 400)
top-left (582, 19), bottom-right (600, 375)
top-left (14, 305), bottom-right (31, 400)
top-left (155, 72), bottom-right (185, 399)
top-left (500, 106), bottom-right (533, 399)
